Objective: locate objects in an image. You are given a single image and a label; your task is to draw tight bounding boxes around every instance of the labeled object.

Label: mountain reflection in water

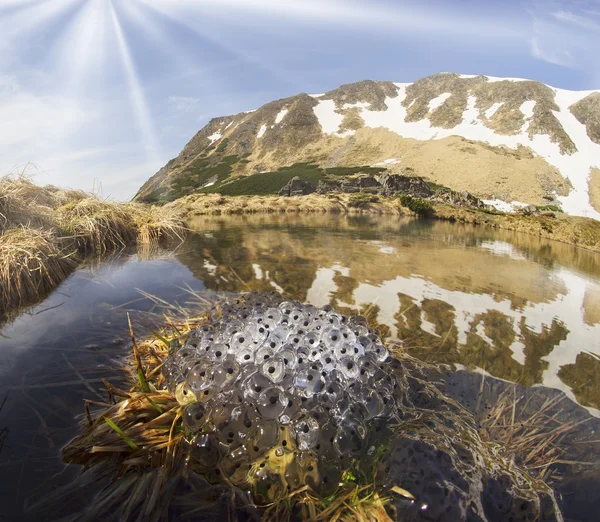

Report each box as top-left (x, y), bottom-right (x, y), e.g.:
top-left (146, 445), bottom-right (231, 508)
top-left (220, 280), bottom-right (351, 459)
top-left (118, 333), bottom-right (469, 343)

top-left (180, 214), bottom-right (600, 411)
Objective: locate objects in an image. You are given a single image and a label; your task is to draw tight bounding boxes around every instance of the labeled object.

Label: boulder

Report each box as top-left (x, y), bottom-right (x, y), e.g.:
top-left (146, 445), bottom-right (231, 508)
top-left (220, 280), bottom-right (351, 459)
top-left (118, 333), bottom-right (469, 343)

top-left (379, 174), bottom-right (433, 198)
top-left (278, 176), bottom-right (316, 196)
top-left (433, 187), bottom-right (486, 208)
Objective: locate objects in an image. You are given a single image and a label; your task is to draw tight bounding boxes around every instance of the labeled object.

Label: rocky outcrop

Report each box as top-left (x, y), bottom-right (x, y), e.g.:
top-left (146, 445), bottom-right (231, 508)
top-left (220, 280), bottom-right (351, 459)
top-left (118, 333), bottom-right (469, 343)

top-left (379, 174), bottom-right (433, 198)
top-left (278, 176), bottom-right (316, 196)
top-left (432, 187), bottom-right (486, 209)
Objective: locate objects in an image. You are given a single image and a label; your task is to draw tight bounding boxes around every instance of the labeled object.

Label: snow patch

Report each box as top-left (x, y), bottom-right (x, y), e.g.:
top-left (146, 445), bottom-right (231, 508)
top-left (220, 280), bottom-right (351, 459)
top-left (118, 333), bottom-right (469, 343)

top-left (203, 260), bottom-right (217, 276)
top-left (343, 101), bottom-right (370, 110)
top-left (313, 99), bottom-right (344, 135)
top-left (309, 93), bottom-right (325, 98)
top-left (354, 83), bottom-right (600, 218)
top-left (252, 263), bottom-right (263, 280)
top-left (270, 281), bottom-right (285, 294)
top-left (479, 240), bottom-right (528, 261)
top-left (374, 158), bottom-right (400, 167)
top-left (207, 131), bottom-right (222, 144)
top-left (482, 199), bottom-right (529, 213)
top-left (275, 109), bottom-right (288, 124)
top-left (257, 124), bottom-right (267, 139)
top-left (428, 93), bottom-right (452, 112)
top-left (484, 102), bottom-right (503, 119)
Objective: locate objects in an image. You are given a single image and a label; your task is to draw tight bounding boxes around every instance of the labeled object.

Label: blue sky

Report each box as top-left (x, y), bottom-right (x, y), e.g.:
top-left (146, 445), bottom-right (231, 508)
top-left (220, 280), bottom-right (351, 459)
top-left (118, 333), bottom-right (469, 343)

top-left (0, 0), bottom-right (599, 200)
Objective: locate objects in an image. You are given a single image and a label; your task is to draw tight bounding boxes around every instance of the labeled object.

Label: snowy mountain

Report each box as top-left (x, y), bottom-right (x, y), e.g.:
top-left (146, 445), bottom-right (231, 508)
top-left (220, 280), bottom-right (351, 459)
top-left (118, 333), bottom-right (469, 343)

top-left (135, 73), bottom-right (600, 219)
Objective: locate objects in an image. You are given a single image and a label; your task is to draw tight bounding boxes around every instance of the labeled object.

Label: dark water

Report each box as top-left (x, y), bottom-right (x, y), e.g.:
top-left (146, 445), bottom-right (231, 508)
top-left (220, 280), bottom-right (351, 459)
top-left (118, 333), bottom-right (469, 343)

top-left (1, 214), bottom-right (599, 520)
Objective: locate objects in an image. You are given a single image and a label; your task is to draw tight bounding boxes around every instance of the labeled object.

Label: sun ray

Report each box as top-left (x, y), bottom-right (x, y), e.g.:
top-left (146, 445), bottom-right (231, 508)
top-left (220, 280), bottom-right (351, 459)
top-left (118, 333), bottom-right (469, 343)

top-left (52, 0), bottom-right (108, 96)
top-left (108, 0), bottom-right (161, 167)
top-left (138, 0), bottom-right (294, 86)
top-left (0, 0), bottom-right (82, 51)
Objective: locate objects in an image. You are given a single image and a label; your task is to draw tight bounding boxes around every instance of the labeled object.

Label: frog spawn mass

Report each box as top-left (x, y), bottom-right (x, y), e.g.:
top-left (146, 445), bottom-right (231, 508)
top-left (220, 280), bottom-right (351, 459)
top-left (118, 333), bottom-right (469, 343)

top-left (162, 293), bottom-right (399, 498)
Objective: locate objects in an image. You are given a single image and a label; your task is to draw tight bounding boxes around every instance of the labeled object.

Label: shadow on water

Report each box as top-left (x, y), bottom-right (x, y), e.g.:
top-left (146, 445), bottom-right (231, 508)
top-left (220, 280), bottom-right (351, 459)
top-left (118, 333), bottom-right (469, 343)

top-left (0, 213), bottom-right (598, 520)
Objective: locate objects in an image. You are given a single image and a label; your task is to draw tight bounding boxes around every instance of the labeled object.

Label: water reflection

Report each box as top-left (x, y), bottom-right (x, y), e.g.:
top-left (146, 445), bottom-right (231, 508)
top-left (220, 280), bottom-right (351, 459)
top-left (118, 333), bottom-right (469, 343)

top-left (181, 214), bottom-right (600, 410)
top-left (1, 213), bottom-right (599, 519)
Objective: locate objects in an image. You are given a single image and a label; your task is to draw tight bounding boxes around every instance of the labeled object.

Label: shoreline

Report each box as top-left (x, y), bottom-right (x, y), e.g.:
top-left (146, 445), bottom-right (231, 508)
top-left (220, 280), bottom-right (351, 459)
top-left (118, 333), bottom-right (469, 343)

top-left (171, 193), bottom-right (600, 254)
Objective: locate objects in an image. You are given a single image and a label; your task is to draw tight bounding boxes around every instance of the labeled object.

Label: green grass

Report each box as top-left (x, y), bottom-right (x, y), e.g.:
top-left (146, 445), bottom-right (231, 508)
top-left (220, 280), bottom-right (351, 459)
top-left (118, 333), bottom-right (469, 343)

top-left (215, 138), bottom-right (229, 154)
top-left (201, 163), bottom-right (324, 196)
top-left (537, 204), bottom-right (563, 213)
top-left (171, 155), bottom-right (240, 198)
top-left (399, 194), bottom-right (435, 217)
top-left (200, 163), bottom-right (389, 196)
top-left (348, 193), bottom-right (380, 208)
top-left (323, 166), bottom-right (387, 176)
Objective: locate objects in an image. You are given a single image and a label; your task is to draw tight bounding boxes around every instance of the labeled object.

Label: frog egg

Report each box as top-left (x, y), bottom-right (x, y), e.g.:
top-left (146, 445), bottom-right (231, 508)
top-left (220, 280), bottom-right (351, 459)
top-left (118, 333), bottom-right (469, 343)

top-left (233, 346), bottom-right (255, 365)
top-left (175, 381), bottom-right (196, 405)
top-left (357, 354), bottom-right (377, 377)
top-left (307, 343), bottom-right (323, 362)
top-left (320, 352), bottom-right (336, 373)
top-left (220, 444), bottom-right (250, 483)
top-left (211, 360), bottom-right (241, 388)
top-left (279, 393), bottom-right (301, 424)
top-left (264, 307), bottom-right (283, 324)
top-left (231, 331), bottom-right (252, 351)
top-left (269, 324), bottom-right (291, 344)
top-left (248, 322), bottom-right (269, 344)
top-left (295, 347), bottom-right (310, 370)
top-left (183, 402), bottom-right (208, 432)
top-left (196, 384), bottom-right (217, 403)
top-left (206, 342), bottom-right (228, 363)
top-left (288, 309), bottom-right (307, 325)
top-left (261, 356), bottom-right (285, 383)
top-left (295, 369), bottom-right (324, 397)
top-left (333, 417), bottom-right (367, 456)
top-left (257, 387), bottom-right (287, 420)
top-left (323, 313), bottom-right (341, 327)
top-left (186, 360), bottom-right (212, 392)
top-left (361, 388), bottom-right (386, 420)
top-left (372, 343), bottom-right (389, 362)
top-left (244, 372), bottom-right (272, 400)
top-left (278, 301), bottom-right (295, 315)
top-left (279, 347), bottom-right (298, 370)
top-left (249, 420), bottom-right (280, 455)
top-left (293, 416), bottom-right (320, 450)
top-left (355, 334), bottom-right (371, 350)
top-left (339, 355), bottom-right (360, 380)
top-left (322, 380), bottom-right (344, 404)
top-left (262, 335), bottom-right (283, 352)
top-left (322, 327), bottom-right (344, 350)
top-left (190, 433), bottom-right (220, 468)
top-left (255, 346), bottom-right (274, 364)
top-left (308, 318), bottom-right (326, 333)
top-left (338, 326), bottom-right (357, 344)
top-left (334, 341), bottom-right (354, 359)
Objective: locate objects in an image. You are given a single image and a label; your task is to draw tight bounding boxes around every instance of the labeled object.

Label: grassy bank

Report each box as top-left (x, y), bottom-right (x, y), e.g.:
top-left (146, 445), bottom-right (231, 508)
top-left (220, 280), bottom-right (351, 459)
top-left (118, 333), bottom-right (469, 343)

top-left (171, 192), bottom-right (600, 253)
top-left (0, 173), bottom-right (188, 320)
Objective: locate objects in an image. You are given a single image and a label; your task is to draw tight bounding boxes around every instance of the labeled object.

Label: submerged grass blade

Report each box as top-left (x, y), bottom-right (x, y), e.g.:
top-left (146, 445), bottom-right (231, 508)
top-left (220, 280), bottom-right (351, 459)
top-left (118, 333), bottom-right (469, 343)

top-left (103, 417), bottom-right (139, 451)
top-left (149, 329), bottom-right (170, 347)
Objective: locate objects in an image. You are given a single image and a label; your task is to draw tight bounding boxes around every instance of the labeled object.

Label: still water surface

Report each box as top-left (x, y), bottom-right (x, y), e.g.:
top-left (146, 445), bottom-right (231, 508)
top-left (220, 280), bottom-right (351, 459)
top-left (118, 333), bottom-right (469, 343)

top-left (1, 214), bottom-right (599, 519)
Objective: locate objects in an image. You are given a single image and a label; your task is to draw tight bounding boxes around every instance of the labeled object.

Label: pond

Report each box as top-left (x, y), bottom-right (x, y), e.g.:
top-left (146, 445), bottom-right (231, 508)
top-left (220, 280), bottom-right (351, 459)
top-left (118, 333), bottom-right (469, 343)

top-left (1, 213), bottom-right (599, 520)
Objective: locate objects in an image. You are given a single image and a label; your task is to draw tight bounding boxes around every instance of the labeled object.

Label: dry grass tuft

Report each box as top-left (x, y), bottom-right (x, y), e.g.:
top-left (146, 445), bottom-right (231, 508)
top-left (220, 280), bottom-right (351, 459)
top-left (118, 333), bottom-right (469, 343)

top-left (481, 387), bottom-right (586, 482)
top-left (0, 171), bottom-right (188, 320)
top-left (57, 198), bottom-right (137, 254)
top-left (126, 203), bottom-right (188, 245)
top-left (0, 227), bottom-right (77, 314)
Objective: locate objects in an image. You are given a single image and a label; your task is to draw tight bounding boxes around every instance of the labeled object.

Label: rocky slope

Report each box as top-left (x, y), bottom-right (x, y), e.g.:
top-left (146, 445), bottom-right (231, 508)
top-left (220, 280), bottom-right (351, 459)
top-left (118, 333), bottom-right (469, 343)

top-left (135, 73), bottom-right (600, 219)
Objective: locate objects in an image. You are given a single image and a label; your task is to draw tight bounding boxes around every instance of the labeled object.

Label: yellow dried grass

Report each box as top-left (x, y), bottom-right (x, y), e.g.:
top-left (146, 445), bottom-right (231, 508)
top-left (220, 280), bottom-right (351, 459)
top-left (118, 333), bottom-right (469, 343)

top-left (0, 171), bottom-right (187, 320)
top-left (0, 227), bottom-right (77, 315)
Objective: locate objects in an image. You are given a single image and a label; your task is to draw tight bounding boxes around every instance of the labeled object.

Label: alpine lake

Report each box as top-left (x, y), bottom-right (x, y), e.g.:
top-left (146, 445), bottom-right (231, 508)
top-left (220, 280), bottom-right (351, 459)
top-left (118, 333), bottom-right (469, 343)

top-left (1, 213), bottom-right (599, 521)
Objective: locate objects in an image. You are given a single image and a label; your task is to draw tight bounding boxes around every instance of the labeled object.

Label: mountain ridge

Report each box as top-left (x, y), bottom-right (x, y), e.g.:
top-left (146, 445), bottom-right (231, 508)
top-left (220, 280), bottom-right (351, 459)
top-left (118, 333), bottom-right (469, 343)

top-left (135, 73), bottom-right (600, 219)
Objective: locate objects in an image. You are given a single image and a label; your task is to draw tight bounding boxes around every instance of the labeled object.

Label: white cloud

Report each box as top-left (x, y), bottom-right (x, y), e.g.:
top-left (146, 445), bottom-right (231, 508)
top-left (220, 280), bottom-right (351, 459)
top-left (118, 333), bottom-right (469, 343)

top-left (529, 1), bottom-right (600, 76)
top-left (168, 96), bottom-right (203, 112)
